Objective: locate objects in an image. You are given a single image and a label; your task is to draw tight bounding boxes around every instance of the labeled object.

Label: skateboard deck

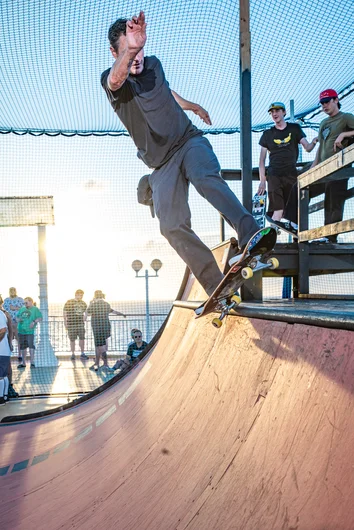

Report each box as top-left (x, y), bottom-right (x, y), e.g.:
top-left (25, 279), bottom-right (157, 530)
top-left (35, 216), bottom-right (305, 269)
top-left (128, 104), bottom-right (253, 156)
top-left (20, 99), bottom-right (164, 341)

top-left (265, 215), bottom-right (298, 239)
top-left (195, 227), bottom-right (278, 327)
top-left (252, 192), bottom-right (267, 229)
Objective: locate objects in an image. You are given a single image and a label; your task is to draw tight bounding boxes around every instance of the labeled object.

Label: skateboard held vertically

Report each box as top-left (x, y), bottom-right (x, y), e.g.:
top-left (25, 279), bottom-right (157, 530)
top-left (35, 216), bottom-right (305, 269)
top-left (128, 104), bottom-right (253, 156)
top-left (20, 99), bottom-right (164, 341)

top-left (195, 227), bottom-right (278, 328)
top-left (252, 192), bottom-right (267, 229)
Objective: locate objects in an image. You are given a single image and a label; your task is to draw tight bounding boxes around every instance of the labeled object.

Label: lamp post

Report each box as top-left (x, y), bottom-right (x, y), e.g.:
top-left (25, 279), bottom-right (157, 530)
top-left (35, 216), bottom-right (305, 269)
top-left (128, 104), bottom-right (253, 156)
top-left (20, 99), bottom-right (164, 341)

top-left (132, 259), bottom-right (162, 342)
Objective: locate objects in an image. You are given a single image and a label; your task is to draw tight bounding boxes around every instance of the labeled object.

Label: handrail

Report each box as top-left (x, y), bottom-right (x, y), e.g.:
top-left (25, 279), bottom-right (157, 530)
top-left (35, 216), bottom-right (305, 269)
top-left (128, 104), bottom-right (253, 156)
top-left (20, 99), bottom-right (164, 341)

top-left (298, 144), bottom-right (354, 188)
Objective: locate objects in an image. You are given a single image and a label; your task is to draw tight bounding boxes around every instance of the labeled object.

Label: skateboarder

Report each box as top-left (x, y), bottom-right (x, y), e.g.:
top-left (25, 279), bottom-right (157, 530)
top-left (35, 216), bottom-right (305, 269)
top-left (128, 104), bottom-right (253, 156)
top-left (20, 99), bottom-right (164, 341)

top-left (258, 102), bottom-right (317, 225)
top-left (101, 11), bottom-right (270, 296)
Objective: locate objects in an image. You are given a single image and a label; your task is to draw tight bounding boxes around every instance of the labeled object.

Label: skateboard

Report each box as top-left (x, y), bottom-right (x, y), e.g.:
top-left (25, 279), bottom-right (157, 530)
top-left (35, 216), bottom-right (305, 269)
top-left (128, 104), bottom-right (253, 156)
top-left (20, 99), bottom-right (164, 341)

top-left (252, 192), bottom-right (267, 229)
top-left (265, 215), bottom-right (298, 239)
top-left (195, 227), bottom-right (278, 327)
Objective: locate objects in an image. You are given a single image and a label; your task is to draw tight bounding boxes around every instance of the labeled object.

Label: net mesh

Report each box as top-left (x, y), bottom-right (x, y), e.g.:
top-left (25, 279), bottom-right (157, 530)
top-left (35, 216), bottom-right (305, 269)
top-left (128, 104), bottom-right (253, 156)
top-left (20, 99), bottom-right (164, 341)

top-left (0, 0), bottom-right (353, 134)
top-left (1, 0), bottom-right (354, 400)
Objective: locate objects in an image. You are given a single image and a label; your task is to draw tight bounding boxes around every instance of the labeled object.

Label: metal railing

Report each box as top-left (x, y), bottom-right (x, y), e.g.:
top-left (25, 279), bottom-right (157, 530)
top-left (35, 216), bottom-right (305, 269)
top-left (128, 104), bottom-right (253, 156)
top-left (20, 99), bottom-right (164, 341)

top-left (11, 315), bottom-right (168, 356)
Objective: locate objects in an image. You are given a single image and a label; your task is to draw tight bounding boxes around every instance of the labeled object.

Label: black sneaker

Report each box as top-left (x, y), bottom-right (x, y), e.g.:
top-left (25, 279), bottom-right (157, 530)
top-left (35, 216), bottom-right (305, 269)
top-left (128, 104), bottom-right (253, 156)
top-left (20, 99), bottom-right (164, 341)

top-left (8, 384), bottom-right (19, 399)
top-left (0, 397), bottom-right (5, 407)
top-left (268, 218), bottom-right (298, 237)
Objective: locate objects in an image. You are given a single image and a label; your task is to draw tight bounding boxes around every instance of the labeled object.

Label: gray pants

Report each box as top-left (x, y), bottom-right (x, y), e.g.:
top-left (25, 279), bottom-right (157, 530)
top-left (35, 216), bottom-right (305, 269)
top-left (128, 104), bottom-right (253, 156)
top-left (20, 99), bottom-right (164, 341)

top-left (149, 135), bottom-right (259, 295)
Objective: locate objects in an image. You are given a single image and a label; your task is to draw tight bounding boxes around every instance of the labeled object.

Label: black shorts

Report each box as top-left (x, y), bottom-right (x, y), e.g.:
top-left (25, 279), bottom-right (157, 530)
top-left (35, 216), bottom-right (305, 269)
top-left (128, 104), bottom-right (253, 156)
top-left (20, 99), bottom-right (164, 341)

top-left (0, 356), bottom-right (10, 378)
top-left (267, 169), bottom-right (297, 213)
top-left (92, 326), bottom-right (110, 348)
top-left (67, 324), bottom-right (85, 341)
top-left (18, 334), bottom-right (35, 350)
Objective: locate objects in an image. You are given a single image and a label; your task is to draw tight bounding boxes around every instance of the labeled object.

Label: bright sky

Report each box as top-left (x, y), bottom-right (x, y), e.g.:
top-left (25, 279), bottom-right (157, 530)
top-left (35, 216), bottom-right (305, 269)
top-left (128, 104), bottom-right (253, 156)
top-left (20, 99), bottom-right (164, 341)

top-left (0, 128), bottom-right (322, 305)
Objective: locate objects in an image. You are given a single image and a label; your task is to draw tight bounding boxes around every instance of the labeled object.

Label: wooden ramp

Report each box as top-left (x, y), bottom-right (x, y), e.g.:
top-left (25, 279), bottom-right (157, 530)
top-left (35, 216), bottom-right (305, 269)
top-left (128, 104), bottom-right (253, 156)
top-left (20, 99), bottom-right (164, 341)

top-left (2, 258), bottom-right (354, 529)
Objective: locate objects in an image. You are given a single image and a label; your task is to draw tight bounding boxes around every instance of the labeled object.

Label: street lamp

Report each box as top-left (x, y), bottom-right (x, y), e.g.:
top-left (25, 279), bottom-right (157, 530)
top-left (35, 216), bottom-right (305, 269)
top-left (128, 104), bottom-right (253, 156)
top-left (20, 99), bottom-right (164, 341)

top-left (132, 259), bottom-right (163, 342)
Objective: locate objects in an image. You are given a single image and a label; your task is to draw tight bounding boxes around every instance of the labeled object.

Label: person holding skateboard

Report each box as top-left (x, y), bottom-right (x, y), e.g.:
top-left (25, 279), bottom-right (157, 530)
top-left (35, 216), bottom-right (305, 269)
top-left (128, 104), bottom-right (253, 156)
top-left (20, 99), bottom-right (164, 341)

top-left (257, 102), bottom-right (317, 230)
top-left (101, 11), bottom-right (272, 297)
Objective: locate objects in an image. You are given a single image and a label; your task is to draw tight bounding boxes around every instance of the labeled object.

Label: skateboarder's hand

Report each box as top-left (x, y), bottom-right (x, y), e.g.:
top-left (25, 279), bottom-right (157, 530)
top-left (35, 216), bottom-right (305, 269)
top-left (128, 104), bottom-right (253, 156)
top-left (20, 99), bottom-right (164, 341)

top-left (192, 105), bottom-right (212, 125)
top-left (126, 11), bottom-right (147, 52)
top-left (257, 180), bottom-right (266, 195)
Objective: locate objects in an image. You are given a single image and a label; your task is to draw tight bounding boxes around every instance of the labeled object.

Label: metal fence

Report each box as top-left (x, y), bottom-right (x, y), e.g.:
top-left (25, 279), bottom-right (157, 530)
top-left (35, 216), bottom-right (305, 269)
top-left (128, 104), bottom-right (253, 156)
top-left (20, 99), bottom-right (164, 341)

top-left (11, 315), bottom-right (168, 357)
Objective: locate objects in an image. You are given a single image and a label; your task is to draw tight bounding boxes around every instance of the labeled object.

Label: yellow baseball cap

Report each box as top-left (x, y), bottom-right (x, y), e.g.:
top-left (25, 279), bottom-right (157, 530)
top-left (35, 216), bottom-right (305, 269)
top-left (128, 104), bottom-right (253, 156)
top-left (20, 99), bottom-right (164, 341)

top-left (268, 101), bottom-right (286, 112)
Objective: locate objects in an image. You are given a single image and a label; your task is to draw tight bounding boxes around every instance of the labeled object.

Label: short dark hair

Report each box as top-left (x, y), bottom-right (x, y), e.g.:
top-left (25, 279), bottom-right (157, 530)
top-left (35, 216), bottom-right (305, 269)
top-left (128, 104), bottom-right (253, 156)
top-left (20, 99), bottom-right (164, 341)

top-left (108, 18), bottom-right (127, 52)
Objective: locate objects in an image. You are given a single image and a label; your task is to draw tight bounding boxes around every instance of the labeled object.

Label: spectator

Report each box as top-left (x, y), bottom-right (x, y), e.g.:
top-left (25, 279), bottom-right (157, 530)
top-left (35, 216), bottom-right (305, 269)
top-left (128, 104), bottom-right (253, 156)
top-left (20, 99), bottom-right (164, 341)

top-left (1, 307), bottom-right (19, 399)
top-left (258, 101), bottom-right (317, 223)
top-left (17, 297), bottom-right (43, 369)
top-left (0, 308), bottom-right (11, 406)
top-left (113, 328), bottom-right (148, 371)
top-left (281, 89), bottom-right (354, 240)
top-left (63, 289), bottom-right (89, 361)
top-left (3, 287), bottom-right (24, 359)
top-left (88, 290), bottom-right (126, 372)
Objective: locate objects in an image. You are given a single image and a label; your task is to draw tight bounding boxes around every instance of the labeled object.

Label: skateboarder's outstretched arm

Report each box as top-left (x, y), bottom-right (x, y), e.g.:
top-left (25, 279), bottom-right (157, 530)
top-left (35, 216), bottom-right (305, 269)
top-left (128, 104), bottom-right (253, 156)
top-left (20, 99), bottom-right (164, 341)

top-left (171, 91), bottom-right (212, 125)
top-left (108, 11), bottom-right (147, 91)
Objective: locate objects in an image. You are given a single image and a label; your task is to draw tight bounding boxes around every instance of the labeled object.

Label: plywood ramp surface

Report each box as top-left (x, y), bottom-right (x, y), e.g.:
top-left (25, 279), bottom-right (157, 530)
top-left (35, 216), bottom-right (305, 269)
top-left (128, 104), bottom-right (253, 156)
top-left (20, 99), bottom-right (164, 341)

top-left (1, 304), bottom-right (354, 530)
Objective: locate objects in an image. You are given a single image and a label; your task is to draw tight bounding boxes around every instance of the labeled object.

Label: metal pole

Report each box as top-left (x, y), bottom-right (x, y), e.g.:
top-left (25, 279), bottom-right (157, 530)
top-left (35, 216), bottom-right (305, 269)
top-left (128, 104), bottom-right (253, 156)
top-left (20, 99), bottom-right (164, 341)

top-left (220, 215), bottom-right (225, 242)
top-left (240, 0), bottom-right (262, 301)
top-left (240, 0), bottom-right (252, 213)
top-left (290, 99), bottom-right (295, 122)
top-left (36, 225), bottom-right (58, 366)
top-left (145, 269), bottom-right (150, 342)
top-left (290, 99), bottom-right (302, 163)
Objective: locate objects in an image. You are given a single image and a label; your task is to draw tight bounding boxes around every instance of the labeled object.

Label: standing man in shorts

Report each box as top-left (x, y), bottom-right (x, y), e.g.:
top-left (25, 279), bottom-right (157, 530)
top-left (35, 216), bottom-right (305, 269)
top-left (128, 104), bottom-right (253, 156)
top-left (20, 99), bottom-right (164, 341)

top-left (3, 287), bottom-right (24, 358)
top-left (87, 290), bottom-right (126, 372)
top-left (0, 308), bottom-right (11, 406)
top-left (16, 297), bottom-right (42, 369)
top-left (63, 289), bottom-right (89, 361)
top-left (258, 102), bottom-right (317, 226)
top-left (101, 11), bottom-right (271, 297)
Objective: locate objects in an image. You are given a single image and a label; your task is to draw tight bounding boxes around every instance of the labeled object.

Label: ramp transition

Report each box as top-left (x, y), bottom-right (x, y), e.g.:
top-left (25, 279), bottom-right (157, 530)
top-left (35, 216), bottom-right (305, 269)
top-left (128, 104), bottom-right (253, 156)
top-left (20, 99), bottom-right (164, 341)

top-left (1, 242), bottom-right (354, 530)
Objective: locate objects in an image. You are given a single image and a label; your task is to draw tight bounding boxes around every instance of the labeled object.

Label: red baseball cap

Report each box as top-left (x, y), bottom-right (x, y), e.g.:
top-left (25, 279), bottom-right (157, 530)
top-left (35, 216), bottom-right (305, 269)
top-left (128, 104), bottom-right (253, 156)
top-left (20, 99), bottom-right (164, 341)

top-left (319, 89), bottom-right (338, 102)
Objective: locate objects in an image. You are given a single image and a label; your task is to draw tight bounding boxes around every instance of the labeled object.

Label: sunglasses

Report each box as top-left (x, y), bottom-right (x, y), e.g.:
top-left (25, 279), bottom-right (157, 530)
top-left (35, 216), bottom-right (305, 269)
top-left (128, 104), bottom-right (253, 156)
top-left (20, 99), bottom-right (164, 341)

top-left (320, 98), bottom-right (332, 105)
top-left (133, 335), bottom-right (142, 339)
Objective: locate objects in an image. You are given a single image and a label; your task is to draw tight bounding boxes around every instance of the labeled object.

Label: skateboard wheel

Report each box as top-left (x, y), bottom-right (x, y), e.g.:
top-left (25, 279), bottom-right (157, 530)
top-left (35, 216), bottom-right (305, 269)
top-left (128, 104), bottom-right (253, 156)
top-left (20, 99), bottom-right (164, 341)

top-left (267, 257), bottom-right (279, 269)
top-left (212, 318), bottom-right (222, 328)
top-left (241, 266), bottom-right (253, 279)
top-left (231, 294), bottom-right (242, 305)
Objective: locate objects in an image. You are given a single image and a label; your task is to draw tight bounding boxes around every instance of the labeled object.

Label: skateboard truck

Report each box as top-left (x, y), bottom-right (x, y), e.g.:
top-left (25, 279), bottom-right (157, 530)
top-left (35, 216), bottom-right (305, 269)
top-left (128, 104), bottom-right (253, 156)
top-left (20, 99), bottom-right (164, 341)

top-left (212, 293), bottom-right (242, 328)
top-left (211, 256), bottom-right (279, 328)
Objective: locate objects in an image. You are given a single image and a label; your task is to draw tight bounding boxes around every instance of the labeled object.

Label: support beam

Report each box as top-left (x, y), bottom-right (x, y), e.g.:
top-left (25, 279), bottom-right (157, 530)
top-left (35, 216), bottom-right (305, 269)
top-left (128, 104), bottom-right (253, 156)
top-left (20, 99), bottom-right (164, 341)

top-left (239, 0), bottom-right (259, 301)
top-left (239, 0), bottom-right (252, 213)
top-left (36, 225), bottom-right (58, 367)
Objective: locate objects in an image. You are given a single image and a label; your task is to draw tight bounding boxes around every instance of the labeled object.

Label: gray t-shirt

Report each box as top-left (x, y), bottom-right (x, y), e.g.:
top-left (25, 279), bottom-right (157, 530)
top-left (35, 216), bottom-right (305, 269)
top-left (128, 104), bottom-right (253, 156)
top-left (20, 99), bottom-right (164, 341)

top-left (318, 111), bottom-right (354, 163)
top-left (101, 56), bottom-right (202, 169)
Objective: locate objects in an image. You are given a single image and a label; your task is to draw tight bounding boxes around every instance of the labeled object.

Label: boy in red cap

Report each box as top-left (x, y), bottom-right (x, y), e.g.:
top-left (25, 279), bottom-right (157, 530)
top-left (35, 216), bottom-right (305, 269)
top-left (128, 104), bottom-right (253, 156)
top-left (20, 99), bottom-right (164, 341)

top-left (280, 89), bottom-right (354, 240)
